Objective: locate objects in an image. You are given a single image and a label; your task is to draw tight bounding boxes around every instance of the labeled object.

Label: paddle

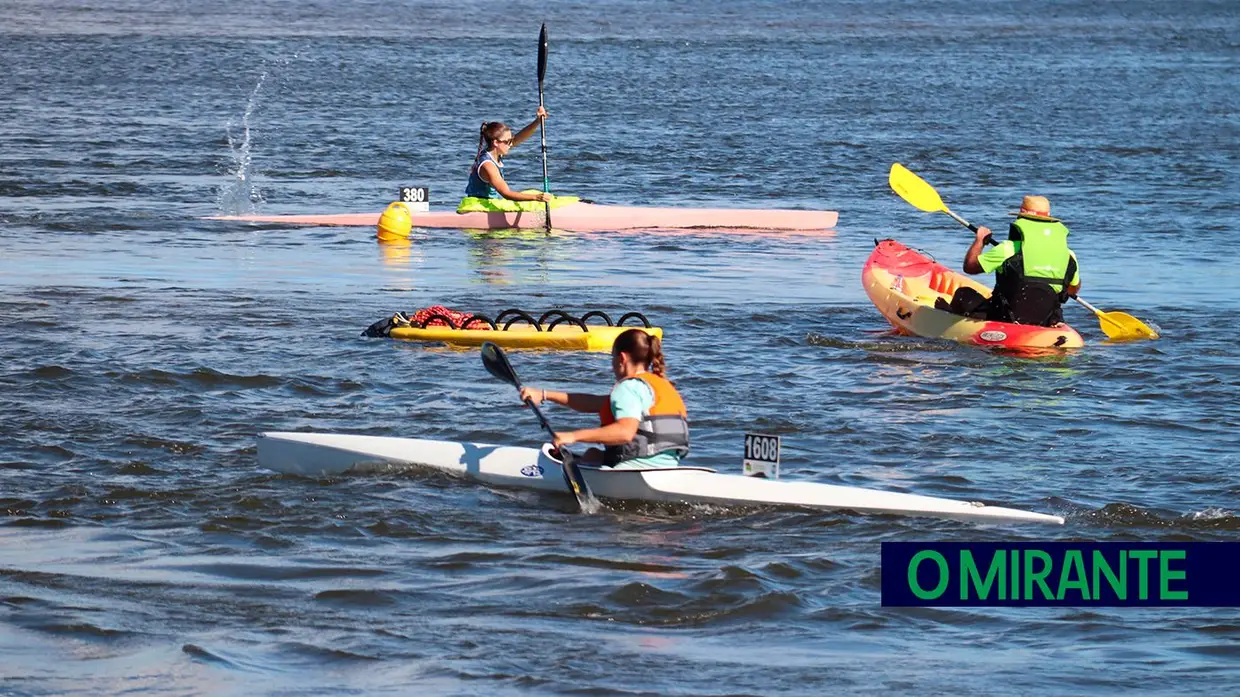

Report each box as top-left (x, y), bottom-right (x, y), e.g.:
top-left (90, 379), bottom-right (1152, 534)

top-left (888, 163), bottom-right (1160, 341)
top-left (888, 163), bottom-right (982, 234)
top-left (1069, 295), bottom-right (1160, 341)
top-left (537, 23), bottom-right (552, 234)
top-left (480, 341), bottom-right (597, 511)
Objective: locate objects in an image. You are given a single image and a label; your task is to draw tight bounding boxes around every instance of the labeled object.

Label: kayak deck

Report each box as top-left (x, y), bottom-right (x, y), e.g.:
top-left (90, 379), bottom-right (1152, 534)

top-left (257, 432), bottom-right (1064, 525)
top-left (862, 239), bottom-right (1084, 350)
top-left (206, 201), bottom-right (839, 233)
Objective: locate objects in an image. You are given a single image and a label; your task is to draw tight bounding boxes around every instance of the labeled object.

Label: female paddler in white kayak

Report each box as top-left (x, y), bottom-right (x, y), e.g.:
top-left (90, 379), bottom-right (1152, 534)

top-left (518, 329), bottom-right (691, 469)
top-left (460, 107), bottom-right (575, 213)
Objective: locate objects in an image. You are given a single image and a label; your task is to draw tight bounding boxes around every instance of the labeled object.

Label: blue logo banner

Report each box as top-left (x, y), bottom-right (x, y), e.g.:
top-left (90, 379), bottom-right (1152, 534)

top-left (881, 542), bottom-right (1240, 607)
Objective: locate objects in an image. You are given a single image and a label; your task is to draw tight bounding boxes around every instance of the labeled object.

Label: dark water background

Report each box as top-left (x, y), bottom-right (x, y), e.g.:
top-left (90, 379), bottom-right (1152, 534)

top-left (2, 0), bottom-right (1239, 694)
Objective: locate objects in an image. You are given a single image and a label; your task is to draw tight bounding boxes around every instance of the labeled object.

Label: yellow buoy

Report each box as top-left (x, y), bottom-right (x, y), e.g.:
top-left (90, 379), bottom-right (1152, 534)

top-left (377, 202), bottom-right (413, 241)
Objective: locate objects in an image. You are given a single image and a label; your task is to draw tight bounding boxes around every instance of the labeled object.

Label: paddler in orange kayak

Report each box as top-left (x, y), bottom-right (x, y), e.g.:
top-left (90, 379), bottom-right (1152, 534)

top-left (463, 107), bottom-right (554, 206)
top-left (941, 195), bottom-right (1082, 327)
top-left (518, 328), bottom-right (690, 469)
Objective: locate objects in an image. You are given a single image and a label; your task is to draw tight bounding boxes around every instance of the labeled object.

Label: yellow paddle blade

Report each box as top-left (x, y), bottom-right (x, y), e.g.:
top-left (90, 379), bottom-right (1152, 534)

top-left (1073, 296), bottom-right (1159, 341)
top-left (1096, 311), bottom-right (1160, 341)
top-left (889, 163), bottom-right (946, 213)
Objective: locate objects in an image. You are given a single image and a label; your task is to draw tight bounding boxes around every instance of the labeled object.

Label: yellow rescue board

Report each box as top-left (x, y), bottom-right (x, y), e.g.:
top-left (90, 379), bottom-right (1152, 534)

top-left (388, 324), bottom-right (662, 352)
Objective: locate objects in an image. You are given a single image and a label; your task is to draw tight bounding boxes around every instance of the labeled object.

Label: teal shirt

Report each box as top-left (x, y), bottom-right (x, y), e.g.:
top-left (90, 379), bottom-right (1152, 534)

top-left (607, 379), bottom-right (682, 470)
top-left (464, 152), bottom-right (501, 199)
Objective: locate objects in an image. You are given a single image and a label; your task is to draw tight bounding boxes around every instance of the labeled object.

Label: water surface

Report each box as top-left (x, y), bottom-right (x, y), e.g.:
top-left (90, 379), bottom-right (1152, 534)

top-left (2, 1), bottom-right (1239, 694)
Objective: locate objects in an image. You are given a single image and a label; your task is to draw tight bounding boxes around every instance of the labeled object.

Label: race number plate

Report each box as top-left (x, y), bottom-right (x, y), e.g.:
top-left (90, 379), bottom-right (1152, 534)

top-left (398, 186), bottom-right (429, 212)
top-left (743, 433), bottom-right (780, 479)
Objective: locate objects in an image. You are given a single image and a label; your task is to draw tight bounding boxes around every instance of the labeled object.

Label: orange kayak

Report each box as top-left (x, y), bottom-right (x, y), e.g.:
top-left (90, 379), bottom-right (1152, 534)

top-left (862, 239), bottom-right (1084, 350)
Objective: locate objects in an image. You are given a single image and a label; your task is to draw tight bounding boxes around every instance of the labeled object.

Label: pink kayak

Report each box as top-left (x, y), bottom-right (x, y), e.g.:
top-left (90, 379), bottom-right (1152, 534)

top-left (206, 201), bottom-right (838, 233)
top-left (862, 239), bottom-right (1084, 350)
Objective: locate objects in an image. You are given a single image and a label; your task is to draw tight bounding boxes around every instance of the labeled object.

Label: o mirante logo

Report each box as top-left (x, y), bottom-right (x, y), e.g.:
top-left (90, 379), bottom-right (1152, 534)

top-left (882, 542), bottom-right (1238, 607)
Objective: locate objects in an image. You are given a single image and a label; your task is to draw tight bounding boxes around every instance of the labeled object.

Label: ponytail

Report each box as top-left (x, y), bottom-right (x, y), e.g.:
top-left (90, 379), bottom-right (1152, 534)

top-left (648, 334), bottom-right (666, 377)
top-left (475, 121), bottom-right (489, 161)
top-left (613, 329), bottom-right (666, 377)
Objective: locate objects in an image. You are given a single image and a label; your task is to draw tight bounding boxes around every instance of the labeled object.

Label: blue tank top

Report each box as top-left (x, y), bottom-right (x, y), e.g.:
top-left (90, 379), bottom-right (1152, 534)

top-left (465, 151), bottom-right (501, 198)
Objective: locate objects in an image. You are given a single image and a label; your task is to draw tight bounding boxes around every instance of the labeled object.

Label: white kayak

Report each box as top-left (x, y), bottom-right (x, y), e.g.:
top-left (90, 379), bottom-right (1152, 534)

top-left (257, 432), bottom-right (1064, 525)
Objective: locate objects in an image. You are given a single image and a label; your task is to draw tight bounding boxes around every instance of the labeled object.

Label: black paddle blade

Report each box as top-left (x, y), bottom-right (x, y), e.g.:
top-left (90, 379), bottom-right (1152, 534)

top-left (482, 339), bottom-right (599, 513)
top-left (480, 341), bottom-right (521, 388)
top-left (537, 24), bottom-right (548, 83)
top-left (551, 446), bottom-right (598, 512)
top-left (560, 449), bottom-right (589, 496)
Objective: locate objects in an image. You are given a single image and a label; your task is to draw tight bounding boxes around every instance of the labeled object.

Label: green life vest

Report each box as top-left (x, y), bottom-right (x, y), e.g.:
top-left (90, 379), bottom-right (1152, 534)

top-left (991, 217), bottom-right (1077, 326)
top-left (1003, 217), bottom-right (1073, 292)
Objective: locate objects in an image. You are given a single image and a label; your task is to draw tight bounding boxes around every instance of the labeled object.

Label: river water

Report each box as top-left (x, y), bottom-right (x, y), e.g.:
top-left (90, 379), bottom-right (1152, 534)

top-left (2, 1), bottom-right (1239, 694)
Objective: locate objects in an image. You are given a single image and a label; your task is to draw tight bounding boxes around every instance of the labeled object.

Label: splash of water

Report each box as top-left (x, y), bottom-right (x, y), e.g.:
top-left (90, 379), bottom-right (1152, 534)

top-left (216, 70), bottom-right (268, 215)
top-left (216, 54), bottom-right (297, 215)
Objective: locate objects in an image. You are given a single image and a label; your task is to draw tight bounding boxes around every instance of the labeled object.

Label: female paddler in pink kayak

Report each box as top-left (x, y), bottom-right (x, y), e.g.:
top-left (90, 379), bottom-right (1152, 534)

top-left (461, 107), bottom-right (554, 210)
top-left (518, 329), bottom-right (691, 470)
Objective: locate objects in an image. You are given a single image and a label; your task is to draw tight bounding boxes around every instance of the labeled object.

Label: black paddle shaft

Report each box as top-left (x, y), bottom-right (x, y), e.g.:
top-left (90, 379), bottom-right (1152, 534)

top-left (536, 24), bottom-right (552, 233)
top-left (480, 342), bottom-right (591, 502)
top-left (481, 341), bottom-right (558, 439)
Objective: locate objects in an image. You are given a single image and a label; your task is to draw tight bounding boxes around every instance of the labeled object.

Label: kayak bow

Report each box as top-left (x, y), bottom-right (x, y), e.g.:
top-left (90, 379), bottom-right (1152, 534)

top-left (256, 432), bottom-right (1064, 525)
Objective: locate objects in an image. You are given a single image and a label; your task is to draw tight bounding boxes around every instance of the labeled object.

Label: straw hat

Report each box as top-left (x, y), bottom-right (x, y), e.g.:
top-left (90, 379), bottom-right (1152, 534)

top-left (1008, 195), bottom-right (1059, 222)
